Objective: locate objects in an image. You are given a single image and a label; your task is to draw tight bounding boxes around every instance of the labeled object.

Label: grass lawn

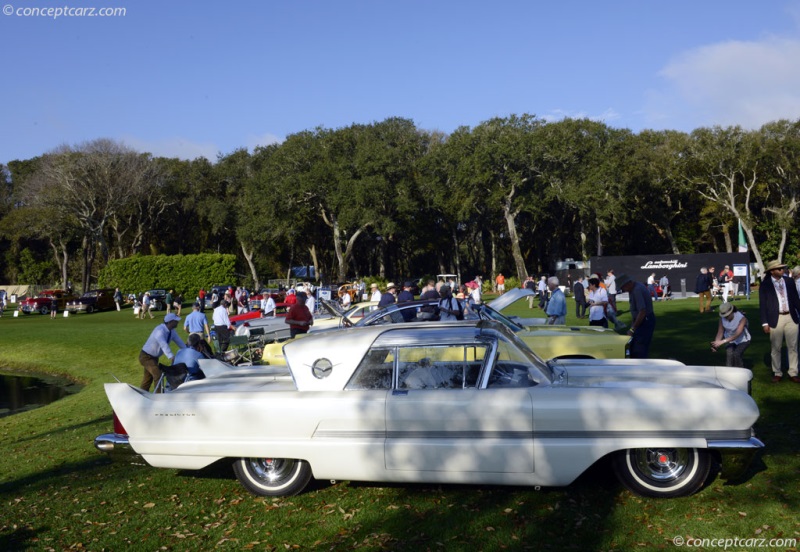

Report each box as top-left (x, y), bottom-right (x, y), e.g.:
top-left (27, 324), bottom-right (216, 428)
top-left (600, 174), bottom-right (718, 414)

top-left (1, 296), bottom-right (799, 551)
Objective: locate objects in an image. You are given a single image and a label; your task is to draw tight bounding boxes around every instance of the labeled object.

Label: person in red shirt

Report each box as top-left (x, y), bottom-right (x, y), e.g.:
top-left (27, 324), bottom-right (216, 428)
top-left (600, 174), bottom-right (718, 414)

top-left (495, 273), bottom-right (505, 294)
top-left (285, 293), bottom-right (313, 338)
top-left (284, 289), bottom-right (297, 306)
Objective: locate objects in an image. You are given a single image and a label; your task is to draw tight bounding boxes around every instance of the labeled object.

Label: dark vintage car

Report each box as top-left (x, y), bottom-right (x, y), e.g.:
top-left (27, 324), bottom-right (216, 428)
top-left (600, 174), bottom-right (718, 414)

top-left (19, 289), bottom-right (76, 315)
top-left (66, 288), bottom-right (116, 314)
top-left (144, 289), bottom-right (167, 311)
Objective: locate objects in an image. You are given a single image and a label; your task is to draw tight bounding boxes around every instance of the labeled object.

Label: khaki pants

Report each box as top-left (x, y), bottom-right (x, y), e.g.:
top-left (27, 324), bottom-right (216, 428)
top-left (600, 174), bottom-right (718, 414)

top-left (698, 291), bottom-right (711, 312)
top-left (769, 314), bottom-right (799, 377)
top-left (139, 350), bottom-right (162, 392)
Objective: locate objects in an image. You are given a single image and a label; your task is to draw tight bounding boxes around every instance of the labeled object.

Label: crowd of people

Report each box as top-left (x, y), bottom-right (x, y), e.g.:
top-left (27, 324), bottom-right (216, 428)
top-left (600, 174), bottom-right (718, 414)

top-left (20, 261), bottom-right (788, 391)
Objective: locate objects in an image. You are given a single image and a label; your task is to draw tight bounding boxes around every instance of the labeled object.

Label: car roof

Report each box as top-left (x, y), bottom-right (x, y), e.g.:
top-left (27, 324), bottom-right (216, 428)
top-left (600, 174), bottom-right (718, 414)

top-left (284, 320), bottom-right (501, 391)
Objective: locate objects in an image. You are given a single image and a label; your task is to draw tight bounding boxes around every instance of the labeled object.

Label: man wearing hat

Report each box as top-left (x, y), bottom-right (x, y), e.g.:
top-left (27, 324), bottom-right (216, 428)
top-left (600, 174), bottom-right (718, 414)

top-left (617, 274), bottom-right (656, 358)
top-left (759, 260), bottom-right (800, 383)
top-left (139, 313), bottom-right (186, 392)
top-left (370, 283), bottom-right (382, 302)
top-left (378, 283), bottom-right (397, 307)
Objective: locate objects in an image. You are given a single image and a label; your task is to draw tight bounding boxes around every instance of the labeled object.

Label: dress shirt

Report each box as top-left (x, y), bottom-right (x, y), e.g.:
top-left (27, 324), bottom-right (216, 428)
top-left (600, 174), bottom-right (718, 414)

top-left (212, 305), bottom-right (232, 327)
top-left (142, 323), bottom-right (186, 361)
top-left (184, 310), bottom-right (208, 334)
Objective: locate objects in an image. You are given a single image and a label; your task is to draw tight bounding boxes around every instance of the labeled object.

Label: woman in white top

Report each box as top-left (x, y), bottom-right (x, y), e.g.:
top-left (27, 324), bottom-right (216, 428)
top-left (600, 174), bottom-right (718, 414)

top-left (586, 277), bottom-right (608, 328)
top-left (711, 302), bottom-right (750, 367)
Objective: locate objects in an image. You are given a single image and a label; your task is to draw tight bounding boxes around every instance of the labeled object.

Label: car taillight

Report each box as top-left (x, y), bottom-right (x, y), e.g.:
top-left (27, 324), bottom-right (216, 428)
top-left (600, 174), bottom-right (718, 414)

top-left (112, 411), bottom-right (128, 436)
top-left (244, 322), bottom-right (250, 327)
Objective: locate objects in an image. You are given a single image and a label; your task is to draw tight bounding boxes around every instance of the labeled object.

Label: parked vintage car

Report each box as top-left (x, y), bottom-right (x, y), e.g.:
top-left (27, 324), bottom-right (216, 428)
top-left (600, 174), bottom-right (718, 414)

top-left (259, 289), bottom-right (629, 365)
top-left (66, 288), bottom-right (116, 314)
top-left (247, 288), bottom-right (287, 312)
top-left (19, 289), bottom-right (76, 314)
top-left (234, 300), bottom-right (381, 344)
top-left (144, 289), bottom-right (167, 311)
top-left (95, 320), bottom-right (763, 499)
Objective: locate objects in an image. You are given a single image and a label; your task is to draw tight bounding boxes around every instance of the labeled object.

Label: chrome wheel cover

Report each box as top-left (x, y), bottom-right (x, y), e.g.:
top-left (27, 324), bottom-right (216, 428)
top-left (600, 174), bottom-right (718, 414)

top-left (247, 458), bottom-right (297, 485)
top-left (633, 448), bottom-right (689, 482)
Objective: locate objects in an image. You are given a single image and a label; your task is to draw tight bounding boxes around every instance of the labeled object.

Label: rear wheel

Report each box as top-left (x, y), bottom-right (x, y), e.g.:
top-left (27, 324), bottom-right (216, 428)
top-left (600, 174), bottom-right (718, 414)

top-left (233, 457), bottom-right (312, 497)
top-left (39, 305), bottom-right (50, 315)
top-left (613, 447), bottom-right (711, 498)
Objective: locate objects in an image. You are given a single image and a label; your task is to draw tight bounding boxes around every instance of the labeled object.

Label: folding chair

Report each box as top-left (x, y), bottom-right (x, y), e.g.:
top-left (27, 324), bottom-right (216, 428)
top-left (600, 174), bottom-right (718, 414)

top-left (226, 335), bottom-right (255, 365)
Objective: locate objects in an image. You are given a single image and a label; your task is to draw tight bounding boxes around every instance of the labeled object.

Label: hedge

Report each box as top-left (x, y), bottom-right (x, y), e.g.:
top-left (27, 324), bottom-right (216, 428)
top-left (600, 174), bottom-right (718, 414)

top-left (98, 254), bottom-right (237, 299)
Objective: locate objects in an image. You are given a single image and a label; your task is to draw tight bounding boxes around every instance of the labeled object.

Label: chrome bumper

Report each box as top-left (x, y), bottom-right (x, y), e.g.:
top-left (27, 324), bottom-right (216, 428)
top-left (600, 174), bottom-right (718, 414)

top-left (707, 435), bottom-right (764, 480)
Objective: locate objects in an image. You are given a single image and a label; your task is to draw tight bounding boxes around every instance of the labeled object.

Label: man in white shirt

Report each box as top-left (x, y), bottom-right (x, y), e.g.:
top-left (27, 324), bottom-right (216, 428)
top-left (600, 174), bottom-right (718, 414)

top-left (370, 283), bottom-right (382, 302)
top-left (139, 313), bottom-right (186, 392)
top-left (212, 300), bottom-right (234, 352)
top-left (605, 269), bottom-right (617, 311)
top-left (261, 293), bottom-right (276, 317)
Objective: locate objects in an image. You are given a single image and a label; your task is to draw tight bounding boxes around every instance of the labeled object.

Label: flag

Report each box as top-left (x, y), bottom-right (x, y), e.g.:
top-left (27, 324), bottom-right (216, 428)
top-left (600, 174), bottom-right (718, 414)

top-left (738, 220), bottom-right (748, 252)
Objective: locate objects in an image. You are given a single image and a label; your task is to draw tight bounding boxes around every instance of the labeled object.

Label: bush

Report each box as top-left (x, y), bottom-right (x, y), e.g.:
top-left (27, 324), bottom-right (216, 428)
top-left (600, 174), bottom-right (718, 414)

top-left (98, 254), bottom-right (237, 298)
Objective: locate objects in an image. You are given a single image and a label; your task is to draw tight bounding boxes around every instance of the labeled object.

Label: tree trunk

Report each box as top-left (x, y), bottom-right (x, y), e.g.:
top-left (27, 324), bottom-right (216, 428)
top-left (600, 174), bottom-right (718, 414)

top-left (722, 223), bottom-right (732, 252)
top-left (579, 220), bottom-right (588, 262)
top-left (503, 201), bottom-right (528, 283)
top-left (742, 223), bottom-right (765, 276)
top-left (308, 244), bottom-right (320, 283)
top-left (596, 224), bottom-right (603, 257)
top-left (240, 241), bottom-right (260, 290)
top-left (452, 228), bottom-right (462, 285)
top-left (49, 239), bottom-right (69, 290)
top-left (777, 229), bottom-right (788, 265)
top-left (490, 231), bottom-right (497, 290)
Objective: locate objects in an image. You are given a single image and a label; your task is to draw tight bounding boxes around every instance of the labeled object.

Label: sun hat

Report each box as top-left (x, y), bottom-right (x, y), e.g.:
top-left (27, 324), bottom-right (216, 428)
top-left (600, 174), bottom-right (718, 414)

top-left (719, 302), bottom-right (734, 317)
top-left (615, 274), bottom-right (633, 289)
top-left (765, 260), bottom-right (787, 272)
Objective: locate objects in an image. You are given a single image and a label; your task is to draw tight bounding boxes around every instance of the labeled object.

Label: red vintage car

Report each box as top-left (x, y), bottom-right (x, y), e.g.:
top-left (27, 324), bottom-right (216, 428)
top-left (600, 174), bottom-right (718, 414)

top-left (20, 289), bottom-right (76, 315)
top-left (247, 288), bottom-right (287, 312)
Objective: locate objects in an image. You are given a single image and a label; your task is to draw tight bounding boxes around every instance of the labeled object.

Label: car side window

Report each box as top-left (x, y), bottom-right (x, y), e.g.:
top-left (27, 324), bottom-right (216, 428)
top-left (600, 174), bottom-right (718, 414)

top-left (397, 345), bottom-right (487, 390)
top-left (345, 348), bottom-right (395, 390)
top-left (487, 339), bottom-right (537, 388)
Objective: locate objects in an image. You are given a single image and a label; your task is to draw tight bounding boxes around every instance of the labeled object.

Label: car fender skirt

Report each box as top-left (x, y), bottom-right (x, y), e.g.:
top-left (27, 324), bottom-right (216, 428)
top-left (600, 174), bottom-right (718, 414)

top-left (707, 435), bottom-right (764, 480)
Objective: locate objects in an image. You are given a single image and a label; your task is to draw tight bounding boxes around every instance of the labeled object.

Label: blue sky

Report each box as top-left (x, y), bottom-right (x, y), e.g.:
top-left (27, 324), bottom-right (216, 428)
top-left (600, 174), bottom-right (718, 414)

top-left (3, 0), bottom-right (800, 164)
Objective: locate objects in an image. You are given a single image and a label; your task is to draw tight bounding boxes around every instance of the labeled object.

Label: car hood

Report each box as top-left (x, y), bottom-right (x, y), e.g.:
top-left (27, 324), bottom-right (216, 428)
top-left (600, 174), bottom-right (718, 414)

top-left (552, 358), bottom-right (753, 393)
top-left (487, 288), bottom-right (535, 311)
top-left (519, 325), bottom-right (623, 336)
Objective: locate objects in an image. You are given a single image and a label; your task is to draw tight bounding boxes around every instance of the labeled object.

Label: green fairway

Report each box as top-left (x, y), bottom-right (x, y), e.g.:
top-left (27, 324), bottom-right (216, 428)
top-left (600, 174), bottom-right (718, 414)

top-left (1, 297), bottom-right (798, 551)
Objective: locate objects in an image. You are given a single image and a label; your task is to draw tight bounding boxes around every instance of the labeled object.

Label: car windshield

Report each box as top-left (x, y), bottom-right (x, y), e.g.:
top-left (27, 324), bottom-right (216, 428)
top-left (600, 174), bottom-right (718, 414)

top-left (473, 304), bottom-right (524, 332)
top-left (489, 328), bottom-right (554, 383)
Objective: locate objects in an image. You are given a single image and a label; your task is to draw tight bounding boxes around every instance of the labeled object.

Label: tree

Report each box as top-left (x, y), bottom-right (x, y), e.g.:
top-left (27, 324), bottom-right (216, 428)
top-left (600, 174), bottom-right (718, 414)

top-left (686, 126), bottom-right (769, 274)
top-left (758, 120), bottom-right (800, 263)
top-left (23, 139), bottom-right (167, 291)
top-left (462, 115), bottom-right (548, 282)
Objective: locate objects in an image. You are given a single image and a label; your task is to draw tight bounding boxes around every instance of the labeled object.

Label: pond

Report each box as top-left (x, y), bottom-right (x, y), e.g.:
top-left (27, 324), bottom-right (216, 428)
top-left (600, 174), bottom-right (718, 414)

top-left (0, 371), bottom-right (83, 418)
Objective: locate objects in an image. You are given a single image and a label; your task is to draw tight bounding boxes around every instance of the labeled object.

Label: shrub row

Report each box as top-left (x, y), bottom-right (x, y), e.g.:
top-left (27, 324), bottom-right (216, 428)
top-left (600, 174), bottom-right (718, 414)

top-left (98, 254), bottom-right (237, 299)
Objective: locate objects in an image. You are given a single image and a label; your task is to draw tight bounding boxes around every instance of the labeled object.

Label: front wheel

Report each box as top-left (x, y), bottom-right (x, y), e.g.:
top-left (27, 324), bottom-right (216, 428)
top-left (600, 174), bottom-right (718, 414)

top-left (613, 447), bottom-right (711, 498)
top-left (39, 306), bottom-right (50, 315)
top-left (233, 457), bottom-right (312, 497)
top-left (86, 305), bottom-right (94, 314)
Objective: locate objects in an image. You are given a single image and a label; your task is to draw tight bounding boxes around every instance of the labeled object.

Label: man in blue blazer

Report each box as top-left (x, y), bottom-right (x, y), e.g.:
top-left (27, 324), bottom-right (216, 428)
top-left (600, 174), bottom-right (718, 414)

top-left (759, 259), bottom-right (800, 383)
